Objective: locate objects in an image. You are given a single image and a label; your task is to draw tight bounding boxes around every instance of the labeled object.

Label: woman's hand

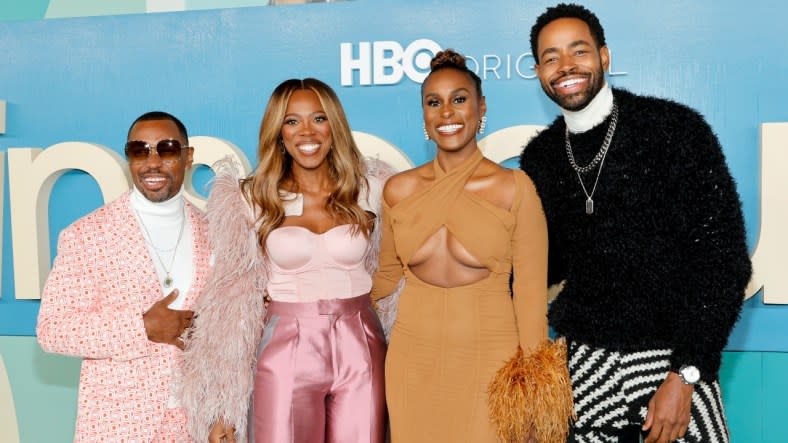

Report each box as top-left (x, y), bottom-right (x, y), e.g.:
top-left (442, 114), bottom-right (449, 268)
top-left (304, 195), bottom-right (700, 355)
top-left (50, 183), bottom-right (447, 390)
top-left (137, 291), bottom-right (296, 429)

top-left (208, 419), bottom-right (236, 443)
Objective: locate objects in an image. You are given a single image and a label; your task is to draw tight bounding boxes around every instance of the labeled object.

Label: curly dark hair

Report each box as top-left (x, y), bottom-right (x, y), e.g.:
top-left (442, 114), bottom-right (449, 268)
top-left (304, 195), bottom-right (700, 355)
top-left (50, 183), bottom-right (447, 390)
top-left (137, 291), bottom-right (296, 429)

top-left (530, 3), bottom-right (606, 63)
top-left (421, 48), bottom-right (483, 97)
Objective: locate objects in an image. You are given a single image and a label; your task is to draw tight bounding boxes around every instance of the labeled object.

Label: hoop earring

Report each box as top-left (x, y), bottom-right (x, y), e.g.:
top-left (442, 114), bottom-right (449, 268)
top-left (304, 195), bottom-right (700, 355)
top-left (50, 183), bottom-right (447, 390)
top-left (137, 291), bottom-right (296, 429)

top-left (423, 124), bottom-right (430, 141)
top-left (478, 116), bottom-right (487, 134)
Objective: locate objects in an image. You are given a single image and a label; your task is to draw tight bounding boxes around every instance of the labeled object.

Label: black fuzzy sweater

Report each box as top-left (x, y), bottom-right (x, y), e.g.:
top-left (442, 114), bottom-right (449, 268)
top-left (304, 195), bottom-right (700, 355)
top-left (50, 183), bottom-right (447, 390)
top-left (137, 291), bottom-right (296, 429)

top-left (520, 89), bottom-right (751, 380)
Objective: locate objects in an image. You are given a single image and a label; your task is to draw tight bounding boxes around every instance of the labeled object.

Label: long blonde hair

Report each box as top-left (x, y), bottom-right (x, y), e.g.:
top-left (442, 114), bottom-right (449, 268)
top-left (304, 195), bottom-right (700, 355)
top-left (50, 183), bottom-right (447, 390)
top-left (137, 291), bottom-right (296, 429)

top-left (241, 78), bottom-right (370, 250)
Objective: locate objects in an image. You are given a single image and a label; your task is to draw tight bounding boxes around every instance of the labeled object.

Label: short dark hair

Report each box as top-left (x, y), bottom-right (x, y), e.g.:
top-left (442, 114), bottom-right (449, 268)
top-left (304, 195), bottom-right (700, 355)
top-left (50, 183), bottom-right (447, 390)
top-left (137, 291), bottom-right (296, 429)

top-left (530, 3), bottom-right (606, 63)
top-left (127, 111), bottom-right (188, 143)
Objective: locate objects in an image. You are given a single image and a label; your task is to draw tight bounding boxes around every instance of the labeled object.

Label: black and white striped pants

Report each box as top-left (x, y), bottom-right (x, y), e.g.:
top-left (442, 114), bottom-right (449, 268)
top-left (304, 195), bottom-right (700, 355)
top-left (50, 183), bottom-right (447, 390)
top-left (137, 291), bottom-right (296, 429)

top-left (567, 341), bottom-right (730, 443)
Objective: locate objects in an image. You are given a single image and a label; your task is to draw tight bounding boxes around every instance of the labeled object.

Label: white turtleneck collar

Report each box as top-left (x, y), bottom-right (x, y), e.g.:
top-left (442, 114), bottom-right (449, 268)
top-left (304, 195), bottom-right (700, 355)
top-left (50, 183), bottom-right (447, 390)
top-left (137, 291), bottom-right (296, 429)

top-left (561, 82), bottom-right (614, 134)
top-left (130, 186), bottom-right (185, 218)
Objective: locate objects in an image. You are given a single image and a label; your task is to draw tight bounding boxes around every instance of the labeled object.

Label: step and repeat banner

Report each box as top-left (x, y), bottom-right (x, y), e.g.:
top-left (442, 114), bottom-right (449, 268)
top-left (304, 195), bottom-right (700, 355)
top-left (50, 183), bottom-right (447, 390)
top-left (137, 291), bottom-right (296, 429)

top-left (1, 0), bottom-right (787, 441)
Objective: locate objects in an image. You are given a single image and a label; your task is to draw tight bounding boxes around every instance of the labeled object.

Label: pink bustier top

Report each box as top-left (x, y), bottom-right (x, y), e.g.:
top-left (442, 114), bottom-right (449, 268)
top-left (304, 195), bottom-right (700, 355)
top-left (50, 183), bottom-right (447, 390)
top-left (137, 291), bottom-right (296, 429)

top-left (265, 224), bottom-right (372, 302)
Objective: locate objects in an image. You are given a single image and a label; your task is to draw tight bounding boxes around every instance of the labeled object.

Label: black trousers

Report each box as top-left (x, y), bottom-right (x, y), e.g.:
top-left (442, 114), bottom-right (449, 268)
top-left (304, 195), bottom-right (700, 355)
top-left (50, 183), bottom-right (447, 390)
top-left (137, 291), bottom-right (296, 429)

top-left (616, 425), bottom-right (644, 442)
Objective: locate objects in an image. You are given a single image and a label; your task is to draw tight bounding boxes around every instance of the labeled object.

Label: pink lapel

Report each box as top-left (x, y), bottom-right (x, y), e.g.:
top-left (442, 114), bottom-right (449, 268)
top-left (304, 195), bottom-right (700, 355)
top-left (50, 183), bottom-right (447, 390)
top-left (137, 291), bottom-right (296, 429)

top-left (115, 192), bottom-right (165, 309)
top-left (182, 202), bottom-right (209, 309)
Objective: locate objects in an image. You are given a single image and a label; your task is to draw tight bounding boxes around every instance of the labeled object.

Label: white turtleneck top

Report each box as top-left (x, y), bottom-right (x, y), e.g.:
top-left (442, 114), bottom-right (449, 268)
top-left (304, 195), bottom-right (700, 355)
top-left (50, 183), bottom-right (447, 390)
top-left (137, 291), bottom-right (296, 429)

top-left (129, 187), bottom-right (194, 309)
top-left (562, 82), bottom-right (614, 134)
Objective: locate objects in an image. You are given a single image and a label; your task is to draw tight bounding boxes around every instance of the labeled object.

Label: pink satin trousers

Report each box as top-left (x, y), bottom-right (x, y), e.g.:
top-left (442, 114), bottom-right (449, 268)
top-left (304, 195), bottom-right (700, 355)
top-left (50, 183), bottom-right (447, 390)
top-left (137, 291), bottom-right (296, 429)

top-left (250, 294), bottom-right (387, 443)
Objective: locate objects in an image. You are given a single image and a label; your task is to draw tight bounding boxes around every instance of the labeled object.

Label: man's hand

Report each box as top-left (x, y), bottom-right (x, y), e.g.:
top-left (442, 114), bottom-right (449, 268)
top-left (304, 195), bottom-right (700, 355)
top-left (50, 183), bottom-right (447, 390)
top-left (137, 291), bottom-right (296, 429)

top-left (142, 290), bottom-right (193, 349)
top-left (642, 371), bottom-right (694, 443)
top-left (209, 419), bottom-right (236, 443)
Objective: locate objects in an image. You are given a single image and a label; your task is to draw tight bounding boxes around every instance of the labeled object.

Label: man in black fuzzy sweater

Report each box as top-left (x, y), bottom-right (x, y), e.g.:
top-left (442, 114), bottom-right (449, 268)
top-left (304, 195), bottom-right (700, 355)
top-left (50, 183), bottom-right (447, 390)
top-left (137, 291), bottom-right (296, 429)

top-left (520, 4), bottom-right (751, 443)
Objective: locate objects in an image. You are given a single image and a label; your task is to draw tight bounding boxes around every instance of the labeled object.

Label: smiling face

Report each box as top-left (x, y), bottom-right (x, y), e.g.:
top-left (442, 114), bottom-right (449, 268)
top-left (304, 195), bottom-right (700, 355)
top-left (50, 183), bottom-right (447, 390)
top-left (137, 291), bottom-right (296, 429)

top-left (534, 17), bottom-right (610, 111)
top-left (422, 68), bottom-right (486, 154)
top-left (280, 89), bottom-right (333, 172)
top-left (127, 119), bottom-right (193, 202)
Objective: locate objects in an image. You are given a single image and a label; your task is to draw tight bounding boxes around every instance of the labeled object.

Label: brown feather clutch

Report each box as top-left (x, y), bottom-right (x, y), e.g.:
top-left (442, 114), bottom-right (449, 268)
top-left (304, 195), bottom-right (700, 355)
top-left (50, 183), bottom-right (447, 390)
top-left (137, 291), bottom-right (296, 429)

top-left (488, 338), bottom-right (575, 443)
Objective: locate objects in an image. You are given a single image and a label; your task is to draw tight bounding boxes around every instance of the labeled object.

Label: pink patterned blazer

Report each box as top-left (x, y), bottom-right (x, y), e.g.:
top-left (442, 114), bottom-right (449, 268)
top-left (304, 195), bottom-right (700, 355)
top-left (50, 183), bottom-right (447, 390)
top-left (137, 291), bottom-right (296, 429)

top-left (37, 191), bottom-right (210, 442)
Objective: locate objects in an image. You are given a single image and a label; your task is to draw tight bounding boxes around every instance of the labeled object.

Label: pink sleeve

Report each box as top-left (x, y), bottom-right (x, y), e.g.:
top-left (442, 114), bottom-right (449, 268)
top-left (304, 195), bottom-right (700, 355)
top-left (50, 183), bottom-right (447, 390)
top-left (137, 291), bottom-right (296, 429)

top-left (36, 226), bottom-right (153, 362)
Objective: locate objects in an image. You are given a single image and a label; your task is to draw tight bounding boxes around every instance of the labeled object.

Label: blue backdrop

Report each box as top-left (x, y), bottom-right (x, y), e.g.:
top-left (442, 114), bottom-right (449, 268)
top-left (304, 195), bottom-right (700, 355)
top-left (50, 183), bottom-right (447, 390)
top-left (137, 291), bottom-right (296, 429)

top-left (0, 1), bottom-right (786, 441)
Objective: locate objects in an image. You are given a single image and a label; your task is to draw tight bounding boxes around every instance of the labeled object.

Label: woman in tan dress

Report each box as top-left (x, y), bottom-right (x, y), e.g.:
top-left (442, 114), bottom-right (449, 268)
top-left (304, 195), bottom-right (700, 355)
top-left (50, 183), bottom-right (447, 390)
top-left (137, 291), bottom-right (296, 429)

top-left (372, 50), bottom-right (573, 443)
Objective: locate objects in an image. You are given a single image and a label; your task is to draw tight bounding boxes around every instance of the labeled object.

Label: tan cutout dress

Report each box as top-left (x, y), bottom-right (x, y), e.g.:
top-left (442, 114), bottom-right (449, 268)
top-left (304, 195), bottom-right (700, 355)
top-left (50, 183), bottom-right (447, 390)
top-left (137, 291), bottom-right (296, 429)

top-left (372, 149), bottom-right (548, 442)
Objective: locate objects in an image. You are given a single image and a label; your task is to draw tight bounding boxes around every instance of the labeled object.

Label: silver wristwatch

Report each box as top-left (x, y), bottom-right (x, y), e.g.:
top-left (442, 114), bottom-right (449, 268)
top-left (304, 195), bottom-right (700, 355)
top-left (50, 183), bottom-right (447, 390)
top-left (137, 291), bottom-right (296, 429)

top-left (677, 365), bottom-right (701, 385)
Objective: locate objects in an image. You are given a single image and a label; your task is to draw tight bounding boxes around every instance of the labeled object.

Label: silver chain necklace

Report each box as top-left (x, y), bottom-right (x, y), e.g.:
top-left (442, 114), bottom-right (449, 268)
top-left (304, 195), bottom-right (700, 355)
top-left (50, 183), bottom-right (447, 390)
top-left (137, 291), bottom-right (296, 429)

top-left (133, 205), bottom-right (186, 288)
top-left (565, 103), bottom-right (619, 215)
top-left (565, 102), bottom-right (619, 173)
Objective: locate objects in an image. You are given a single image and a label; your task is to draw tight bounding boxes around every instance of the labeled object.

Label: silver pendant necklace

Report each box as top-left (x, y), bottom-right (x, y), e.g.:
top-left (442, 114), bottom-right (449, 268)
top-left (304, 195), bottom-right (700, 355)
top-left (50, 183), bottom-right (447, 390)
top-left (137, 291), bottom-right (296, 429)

top-left (133, 205), bottom-right (186, 288)
top-left (565, 103), bottom-right (619, 214)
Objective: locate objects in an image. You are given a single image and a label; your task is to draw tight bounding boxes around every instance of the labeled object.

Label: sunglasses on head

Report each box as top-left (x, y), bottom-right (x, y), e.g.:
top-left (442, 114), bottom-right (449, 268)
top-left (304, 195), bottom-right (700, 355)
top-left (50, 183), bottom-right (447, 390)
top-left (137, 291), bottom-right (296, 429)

top-left (124, 139), bottom-right (189, 162)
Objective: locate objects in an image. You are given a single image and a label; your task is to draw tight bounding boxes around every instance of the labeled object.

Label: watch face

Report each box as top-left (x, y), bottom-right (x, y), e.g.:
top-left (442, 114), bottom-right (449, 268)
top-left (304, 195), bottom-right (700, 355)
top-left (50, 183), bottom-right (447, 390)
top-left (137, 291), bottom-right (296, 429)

top-left (680, 365), bottom-right (701, 384)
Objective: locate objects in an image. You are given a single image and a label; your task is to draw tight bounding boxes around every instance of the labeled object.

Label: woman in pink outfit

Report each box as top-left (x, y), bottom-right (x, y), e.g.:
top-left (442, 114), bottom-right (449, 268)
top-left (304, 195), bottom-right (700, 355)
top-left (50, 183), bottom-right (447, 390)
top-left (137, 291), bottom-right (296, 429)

top-left (180, 78), bottom-right (393, 443)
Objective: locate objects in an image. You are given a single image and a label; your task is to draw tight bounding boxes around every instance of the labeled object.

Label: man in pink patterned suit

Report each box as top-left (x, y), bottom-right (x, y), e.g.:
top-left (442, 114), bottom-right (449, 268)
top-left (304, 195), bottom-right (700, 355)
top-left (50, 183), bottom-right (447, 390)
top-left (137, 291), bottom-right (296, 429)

top-left (37, 111), bottom-right (210, 442)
